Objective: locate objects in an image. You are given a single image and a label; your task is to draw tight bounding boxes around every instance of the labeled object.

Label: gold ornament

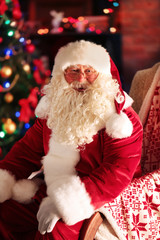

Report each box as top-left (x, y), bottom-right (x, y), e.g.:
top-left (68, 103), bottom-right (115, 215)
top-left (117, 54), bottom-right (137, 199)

top-left (23, 63), bottom-right (31, 73)
top-left (1, 66), bottom-right (12, 78)
top-left (3, 118), bottom-right (16, 134)
top-left (4, 92), bottom-right (14, 103)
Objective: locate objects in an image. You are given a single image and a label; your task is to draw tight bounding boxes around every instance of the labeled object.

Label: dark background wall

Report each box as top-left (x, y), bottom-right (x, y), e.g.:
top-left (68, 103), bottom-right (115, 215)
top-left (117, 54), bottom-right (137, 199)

top-left (20, 0), bottom-right (160, 92)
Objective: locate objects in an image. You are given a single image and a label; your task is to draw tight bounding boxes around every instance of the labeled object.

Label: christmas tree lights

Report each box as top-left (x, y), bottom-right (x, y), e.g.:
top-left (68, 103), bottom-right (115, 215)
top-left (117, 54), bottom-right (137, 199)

top-left (0, 0), bottom-right (51, 159)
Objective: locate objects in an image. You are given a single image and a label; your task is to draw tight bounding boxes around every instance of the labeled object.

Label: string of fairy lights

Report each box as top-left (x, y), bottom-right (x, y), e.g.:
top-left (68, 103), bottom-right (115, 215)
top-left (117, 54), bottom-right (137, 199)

top-left (37, 0), bottom-right (120, 35)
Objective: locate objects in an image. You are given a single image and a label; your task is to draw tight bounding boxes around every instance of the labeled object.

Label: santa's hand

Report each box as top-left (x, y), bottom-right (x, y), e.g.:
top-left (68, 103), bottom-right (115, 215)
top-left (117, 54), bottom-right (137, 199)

top-left (37, 196), bottom-right (60, 235)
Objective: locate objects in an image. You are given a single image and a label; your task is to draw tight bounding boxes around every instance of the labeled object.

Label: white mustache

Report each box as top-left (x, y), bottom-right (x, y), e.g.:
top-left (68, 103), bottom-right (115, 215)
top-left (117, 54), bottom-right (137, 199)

top-left (70, 82), bottom-right (89, 89)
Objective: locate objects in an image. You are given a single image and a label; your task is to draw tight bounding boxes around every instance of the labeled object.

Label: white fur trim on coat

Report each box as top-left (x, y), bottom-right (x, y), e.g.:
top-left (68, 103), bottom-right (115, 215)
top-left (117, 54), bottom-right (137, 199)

top-left (47, 175), bottom-right (95, 225)
top-left (0, 169), bottom-right (15, 203)
top-left (43, 138), bottom-right (94, 225)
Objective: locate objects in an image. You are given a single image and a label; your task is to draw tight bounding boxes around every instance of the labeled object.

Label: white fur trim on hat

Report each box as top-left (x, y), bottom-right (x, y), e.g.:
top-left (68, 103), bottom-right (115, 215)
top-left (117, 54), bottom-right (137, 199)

top-left (52, 40), bottom-right (112, 77)
top-left (0, 169), bottom-right (15, 203)
top-left (12, 179), bottom-right (42, 204)
top-left (105, 112), bottom-right (133, 139)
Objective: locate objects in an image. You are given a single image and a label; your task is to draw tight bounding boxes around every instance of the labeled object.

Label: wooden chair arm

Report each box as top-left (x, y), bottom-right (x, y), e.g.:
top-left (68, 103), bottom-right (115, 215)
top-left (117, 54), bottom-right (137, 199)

top-left (79, 212), bottom-right (104, 240)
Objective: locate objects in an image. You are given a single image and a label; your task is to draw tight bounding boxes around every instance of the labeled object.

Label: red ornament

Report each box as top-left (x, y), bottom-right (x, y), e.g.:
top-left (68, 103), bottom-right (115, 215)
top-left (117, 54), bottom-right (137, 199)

top-left (12, 8), bottom-right (22, 20)
top-left (26, 44), bottom-right (35, 53)
top-left (0, 0), bottom-right (8, 15)
top-left (0, 85), bottom-right (3, 92)
top-left (0, 37), bottom-right (3, 43)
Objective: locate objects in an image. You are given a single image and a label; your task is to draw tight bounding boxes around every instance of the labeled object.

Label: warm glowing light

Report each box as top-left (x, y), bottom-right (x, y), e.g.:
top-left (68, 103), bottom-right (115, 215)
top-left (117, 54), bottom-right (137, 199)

top-left (3, 118), bottom-right (16, 134)
top-left (4, 92), bottom-right (14, 103)
top-left (14, 31), bottom-right (21, 39)
top-left (10, 21), bottom-right (16, 27)
top-left (23, 63), bottom-right (30, 73)
top-left (109, 27), bottom-right (117, 33)
top-left (37, 28), bottom-right (49, 35)
top-left (5, 55), bottom-right (10, 60)
top-left (26, 39), bottom-right (31, 44)
top-left (78, 16), bottom-right (84, 22)
top-left (1, 66), bottom-right (12, 78)
top-left (62, 18), bottom-right (68, 23)
top-left (103, 8), bottom-right (114, 14)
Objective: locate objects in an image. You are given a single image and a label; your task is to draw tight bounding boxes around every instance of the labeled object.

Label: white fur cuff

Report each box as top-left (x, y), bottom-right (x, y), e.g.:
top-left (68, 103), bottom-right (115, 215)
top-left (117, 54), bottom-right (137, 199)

top-left (0, 169), bottom-right (15, 203)
top-left (48, 175), bottom-right (95, 225)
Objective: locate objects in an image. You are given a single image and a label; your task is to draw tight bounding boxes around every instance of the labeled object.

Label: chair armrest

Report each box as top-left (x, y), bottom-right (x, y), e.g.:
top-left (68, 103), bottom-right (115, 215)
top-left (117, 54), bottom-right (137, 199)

top-left (79, 212), bottom-right (104, 240)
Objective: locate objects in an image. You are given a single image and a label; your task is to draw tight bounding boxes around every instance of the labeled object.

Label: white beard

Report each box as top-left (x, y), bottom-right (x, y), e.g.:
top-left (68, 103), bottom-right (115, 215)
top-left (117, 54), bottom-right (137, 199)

top-left (36, 73), bottom-right (119, 148)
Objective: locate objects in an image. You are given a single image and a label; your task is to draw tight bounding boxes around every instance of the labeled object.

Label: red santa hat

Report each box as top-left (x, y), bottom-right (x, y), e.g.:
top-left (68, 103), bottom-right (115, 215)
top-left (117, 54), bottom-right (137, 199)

top-left (51, 40), bottom-right (133, 139)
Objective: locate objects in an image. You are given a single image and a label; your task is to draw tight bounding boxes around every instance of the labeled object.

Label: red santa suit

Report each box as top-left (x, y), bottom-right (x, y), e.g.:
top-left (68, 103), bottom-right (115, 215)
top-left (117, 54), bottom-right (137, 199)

top-left (0, 40), bottom-right (143, 240)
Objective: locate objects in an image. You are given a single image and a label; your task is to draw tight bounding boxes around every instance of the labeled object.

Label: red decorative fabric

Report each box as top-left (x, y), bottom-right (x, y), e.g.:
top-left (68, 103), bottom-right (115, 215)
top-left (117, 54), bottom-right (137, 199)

top-left (141, 84), bottom-right (160, 174)
top-left (101, 169), bottom-right (160, 240)
top-left (97, 77), bottom-right (160, 240)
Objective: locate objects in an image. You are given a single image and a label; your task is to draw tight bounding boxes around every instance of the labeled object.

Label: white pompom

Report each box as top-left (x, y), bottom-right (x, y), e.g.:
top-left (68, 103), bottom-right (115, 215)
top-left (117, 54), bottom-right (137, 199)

top-left (105, 112), bottom-right (133, 139)
top-left (0, 169), bottom-right (15, 203)
top-left (12, 179), bottom-right (40, 204)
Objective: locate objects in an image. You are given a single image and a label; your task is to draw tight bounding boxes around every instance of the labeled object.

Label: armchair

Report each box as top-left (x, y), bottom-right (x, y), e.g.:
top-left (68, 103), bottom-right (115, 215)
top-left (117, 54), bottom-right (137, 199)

top-left (79, 63), bottom-right (160, 240)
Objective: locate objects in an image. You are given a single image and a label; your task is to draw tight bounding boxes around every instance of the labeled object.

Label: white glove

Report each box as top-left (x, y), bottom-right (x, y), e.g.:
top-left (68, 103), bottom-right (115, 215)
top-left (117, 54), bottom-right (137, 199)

top-left (37, 196), bottom-right (60, 235)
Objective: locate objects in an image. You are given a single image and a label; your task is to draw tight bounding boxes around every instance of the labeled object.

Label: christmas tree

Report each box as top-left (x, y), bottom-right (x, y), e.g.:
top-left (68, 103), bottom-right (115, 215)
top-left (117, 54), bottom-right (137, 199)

top-left (0, 0), bottom-right (51, 159)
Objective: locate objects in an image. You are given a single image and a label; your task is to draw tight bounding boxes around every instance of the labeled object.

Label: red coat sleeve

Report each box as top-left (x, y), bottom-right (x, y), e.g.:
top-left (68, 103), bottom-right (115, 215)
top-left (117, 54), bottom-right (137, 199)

top-left (0, 118), bottom-right (45, 180)
top-left (80, 108), bottom-right (143, 209)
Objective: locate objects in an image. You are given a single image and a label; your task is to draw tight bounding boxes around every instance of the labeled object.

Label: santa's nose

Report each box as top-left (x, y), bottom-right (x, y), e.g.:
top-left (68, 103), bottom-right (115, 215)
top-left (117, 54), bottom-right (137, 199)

top-left (77, 72), bottom-right (86, 82)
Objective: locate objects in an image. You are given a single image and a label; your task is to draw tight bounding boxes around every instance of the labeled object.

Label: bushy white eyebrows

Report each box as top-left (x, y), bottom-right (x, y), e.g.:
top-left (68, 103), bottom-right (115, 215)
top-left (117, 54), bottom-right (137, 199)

top-left (68, 65), bottom-right (94, 69)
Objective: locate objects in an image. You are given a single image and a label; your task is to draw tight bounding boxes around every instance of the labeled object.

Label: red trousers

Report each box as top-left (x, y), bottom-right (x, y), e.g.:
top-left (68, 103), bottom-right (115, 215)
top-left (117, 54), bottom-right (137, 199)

top-left (0, 199), bottom-right (84, 240)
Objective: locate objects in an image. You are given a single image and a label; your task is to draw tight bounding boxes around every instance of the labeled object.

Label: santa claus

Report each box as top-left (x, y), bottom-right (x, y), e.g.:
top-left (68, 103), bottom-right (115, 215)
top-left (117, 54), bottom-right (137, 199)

top-left (0, 40), bottom-right (143, 239)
